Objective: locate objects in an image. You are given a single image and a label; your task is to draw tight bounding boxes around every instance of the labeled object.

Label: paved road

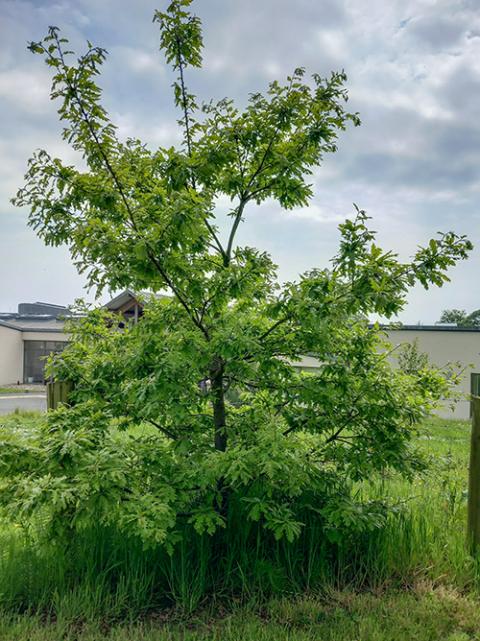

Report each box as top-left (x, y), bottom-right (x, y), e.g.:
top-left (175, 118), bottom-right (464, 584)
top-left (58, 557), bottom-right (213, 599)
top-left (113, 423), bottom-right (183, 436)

top-left (0, 394), bottom-right (46, 415)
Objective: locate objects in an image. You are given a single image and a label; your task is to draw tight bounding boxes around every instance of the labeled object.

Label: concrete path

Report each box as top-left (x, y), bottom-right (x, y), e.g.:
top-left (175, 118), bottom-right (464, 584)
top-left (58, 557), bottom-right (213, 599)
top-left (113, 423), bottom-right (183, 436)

top-left (0, 394), bottom-right (46, 415)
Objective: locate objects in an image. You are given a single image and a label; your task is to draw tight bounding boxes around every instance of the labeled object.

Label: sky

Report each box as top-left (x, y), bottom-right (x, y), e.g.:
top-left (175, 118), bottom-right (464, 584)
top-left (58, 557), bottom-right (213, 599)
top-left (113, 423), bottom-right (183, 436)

top-left (0, 0), bottom-right (479, 322)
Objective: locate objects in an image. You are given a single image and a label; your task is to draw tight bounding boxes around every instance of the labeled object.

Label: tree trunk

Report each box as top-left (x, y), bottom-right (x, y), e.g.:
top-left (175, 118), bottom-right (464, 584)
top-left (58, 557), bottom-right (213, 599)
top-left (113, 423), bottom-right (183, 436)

top-left (210, 358), bottom-right (227, 452)
top-left (210, 358), bottom-right (229, 519)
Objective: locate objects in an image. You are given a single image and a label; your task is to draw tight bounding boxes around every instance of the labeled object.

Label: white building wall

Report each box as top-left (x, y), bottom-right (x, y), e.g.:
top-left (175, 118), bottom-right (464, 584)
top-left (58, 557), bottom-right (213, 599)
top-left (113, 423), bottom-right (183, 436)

top-left (22, 331), bottom-right (68, 342)
top-left (0, 325), bottom-right (23, 385)
top-left (2, 320), bottom-right (477, 418)
top-left (385, 329), bottom-right (480, 420)
top-left (294, 330), bottom-right (480, 421)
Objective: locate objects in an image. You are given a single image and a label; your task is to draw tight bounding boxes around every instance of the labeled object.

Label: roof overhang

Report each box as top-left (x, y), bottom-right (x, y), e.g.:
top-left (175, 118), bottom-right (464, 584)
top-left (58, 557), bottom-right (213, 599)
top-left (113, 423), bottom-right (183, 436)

top-left (0, 319), bottom-right (22, 331)
top-left (104, 289), bottom-right (138, 312)
top-left (0, 319), bottom-right (67, 334)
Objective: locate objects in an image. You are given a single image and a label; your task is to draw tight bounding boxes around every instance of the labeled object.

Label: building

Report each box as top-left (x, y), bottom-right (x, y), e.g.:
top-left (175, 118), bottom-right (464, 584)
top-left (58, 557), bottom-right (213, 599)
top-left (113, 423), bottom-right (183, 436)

top-left (294, 325), bottom-right (480, 420)
top-left (104, 289), bottom-right (145, 324)
top-left (0, 302), bottom-right (69, 385)
top-left (0, 292), bottom-right (153, 386)
top-left (384, 325), bottom-right (480, 420)
top-left (1, 293), bottom-right (479, 419)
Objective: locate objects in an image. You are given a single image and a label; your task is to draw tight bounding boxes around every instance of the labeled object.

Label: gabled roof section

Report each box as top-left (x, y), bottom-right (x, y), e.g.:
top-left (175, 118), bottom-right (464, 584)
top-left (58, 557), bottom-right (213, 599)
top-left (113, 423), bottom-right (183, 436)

top-left (105, 290), bottom-right (170, 312)
top-left (104, 289), bottom-right (138, 312)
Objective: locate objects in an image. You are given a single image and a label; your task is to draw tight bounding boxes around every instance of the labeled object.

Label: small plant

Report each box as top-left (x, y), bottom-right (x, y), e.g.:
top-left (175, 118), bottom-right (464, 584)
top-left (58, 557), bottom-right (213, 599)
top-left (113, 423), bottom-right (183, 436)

top-left (398, 339), bottom-right (430, 375)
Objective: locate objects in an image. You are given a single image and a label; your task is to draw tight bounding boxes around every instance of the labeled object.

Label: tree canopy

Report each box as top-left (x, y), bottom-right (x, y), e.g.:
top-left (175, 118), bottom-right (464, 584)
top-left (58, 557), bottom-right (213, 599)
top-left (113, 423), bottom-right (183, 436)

top-left (439, 309), bottom-right (480, 327)
top-left (6, 0), bottom-right (472, 548)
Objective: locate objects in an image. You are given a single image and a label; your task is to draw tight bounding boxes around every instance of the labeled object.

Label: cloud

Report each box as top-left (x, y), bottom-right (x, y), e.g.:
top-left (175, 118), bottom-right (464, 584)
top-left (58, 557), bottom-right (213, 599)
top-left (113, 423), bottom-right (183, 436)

top-left (0, 68), bottom-right (52, 114)
top-left (112, 46), bottom-right (166, 75)
top-left (0, 0), bottom-right (478, 323)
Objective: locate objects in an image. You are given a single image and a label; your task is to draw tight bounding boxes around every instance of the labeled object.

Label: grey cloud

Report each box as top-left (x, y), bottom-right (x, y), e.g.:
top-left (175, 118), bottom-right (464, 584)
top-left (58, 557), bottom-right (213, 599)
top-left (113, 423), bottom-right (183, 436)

top-left (434, 124), bottom-right (480, 160)
top-left (344, 149), bottom-right (479, 192)
top-left (399, 0), bottom-right (480, 52)
top-left (436, 63), bottom-right (480, 120)
top-left (407, 15), bottom-right (469, 50)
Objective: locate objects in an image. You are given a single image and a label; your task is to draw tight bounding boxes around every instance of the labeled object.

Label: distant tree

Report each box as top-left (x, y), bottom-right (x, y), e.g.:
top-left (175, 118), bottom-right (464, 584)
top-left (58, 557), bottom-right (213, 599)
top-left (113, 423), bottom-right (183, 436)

top-left (5, 1), bottom-right (472, 548)
top-left (440, 309), bottom-right (480, 327)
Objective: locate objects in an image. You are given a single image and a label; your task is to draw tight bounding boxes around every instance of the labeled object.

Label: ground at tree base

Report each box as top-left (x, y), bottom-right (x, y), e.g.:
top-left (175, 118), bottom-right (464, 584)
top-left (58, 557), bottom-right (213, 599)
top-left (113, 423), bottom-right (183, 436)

top-left (0, 416), bottom-right (476, 640)
top-left (1, 586), bottom-right (480, 641)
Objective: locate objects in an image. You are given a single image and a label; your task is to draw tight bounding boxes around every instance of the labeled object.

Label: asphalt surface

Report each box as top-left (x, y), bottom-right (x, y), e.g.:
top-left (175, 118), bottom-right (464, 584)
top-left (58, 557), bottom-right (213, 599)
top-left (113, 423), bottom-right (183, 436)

top-left (0, 394), bottom-right (46, 414)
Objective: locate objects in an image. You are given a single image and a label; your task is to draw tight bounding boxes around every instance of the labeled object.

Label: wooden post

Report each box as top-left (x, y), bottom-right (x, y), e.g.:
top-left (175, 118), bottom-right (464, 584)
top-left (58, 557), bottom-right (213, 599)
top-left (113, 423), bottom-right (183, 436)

top-left (468, 396), bottom-right (480, 552)
top-left (46, 381), bottom-right (73, 411)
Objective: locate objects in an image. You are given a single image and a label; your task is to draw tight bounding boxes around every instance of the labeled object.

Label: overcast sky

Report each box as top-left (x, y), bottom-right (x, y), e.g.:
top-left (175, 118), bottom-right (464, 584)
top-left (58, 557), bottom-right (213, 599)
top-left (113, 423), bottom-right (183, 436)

top-left (0, 0), bottom-right (479, 322)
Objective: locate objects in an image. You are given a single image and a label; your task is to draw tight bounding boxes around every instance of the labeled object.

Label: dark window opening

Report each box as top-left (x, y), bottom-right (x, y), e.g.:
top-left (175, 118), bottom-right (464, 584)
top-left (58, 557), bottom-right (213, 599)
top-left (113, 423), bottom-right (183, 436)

top-left (23, 340), bottom-right (67, 384)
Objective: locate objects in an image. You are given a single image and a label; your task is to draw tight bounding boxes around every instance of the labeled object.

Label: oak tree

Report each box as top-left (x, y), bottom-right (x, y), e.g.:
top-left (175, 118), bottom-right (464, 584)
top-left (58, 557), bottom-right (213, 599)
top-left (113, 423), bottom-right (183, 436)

top-left (7, 1), bottom-right (472, 546)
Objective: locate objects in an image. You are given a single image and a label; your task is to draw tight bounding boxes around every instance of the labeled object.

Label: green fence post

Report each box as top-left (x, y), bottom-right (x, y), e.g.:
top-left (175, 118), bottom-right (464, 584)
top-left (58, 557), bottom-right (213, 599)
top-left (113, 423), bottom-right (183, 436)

top-left (46, 381), bottom-right (73, 410)
top-left (468, 396), bottom-right (480, 552)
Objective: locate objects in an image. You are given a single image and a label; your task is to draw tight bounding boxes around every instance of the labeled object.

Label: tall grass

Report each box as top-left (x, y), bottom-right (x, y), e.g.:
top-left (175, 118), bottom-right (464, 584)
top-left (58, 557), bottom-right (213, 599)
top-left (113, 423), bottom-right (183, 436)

top-left (0, 417), bottom-right (477, 622)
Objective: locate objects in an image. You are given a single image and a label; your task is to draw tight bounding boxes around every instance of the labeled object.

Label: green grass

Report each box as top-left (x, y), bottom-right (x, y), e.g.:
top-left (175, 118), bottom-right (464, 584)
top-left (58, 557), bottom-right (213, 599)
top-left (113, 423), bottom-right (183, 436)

top-left (0, 408), bottom-right (44, 425)
top-left (0, 414), bottom-right (478, 639)
top-left (0, 386), bottom-right (46, 394)
top-left (0, 590), bottom-right (479, 640)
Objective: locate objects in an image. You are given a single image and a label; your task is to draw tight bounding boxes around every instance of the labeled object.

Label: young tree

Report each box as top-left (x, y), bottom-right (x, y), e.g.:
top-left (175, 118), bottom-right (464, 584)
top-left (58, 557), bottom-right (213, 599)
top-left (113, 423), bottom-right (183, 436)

top-left (397, 339), bottom-right (430, 376)
top-left (7, 1), bottom-right (472, 546)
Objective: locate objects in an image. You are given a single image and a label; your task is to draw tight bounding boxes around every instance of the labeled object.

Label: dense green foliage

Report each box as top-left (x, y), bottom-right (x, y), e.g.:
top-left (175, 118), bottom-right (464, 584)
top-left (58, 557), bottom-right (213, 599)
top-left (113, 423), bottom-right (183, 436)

top-left (7, 0), bottom-right (472, 584)
top-left (0, 414), bottom-right (478, 631)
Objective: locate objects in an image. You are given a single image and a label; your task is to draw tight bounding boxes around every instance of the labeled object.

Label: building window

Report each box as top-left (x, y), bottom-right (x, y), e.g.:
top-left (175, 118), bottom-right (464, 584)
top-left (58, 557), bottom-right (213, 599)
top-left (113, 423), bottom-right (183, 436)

top-left (23, 341), bottom-right (67, 384)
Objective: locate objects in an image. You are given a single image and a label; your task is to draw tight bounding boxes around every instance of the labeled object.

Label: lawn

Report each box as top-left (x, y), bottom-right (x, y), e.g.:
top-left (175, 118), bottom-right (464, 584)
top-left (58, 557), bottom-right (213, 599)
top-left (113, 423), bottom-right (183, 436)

top-left (0, 385), bottom-right (46, 395)
top-left (0, 589), bottom-right (480, 640)
top-left (0, 413), bottom-right (478, 640)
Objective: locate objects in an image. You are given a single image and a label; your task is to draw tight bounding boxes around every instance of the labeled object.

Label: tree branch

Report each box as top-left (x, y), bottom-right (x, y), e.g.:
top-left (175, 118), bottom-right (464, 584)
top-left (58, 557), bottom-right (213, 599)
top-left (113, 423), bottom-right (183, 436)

top-left (324, 408), bottom-right (359, 445)
top-left (259, 316), bottom-right (291, 341)
top-left (173, 33), bottom-right (227, 263)
top-left (146, 419), bottom-right (177, 440)
top-left (174, 33), bottom-right (194, 159)
top-left (51, 34), bottom-right (139, 235)
top-left (145, 248), bottom-right (210, 340)
top-left (50, 33), bottom-right (210, 341)
top-left (225, 198), bottom-right (248, 264)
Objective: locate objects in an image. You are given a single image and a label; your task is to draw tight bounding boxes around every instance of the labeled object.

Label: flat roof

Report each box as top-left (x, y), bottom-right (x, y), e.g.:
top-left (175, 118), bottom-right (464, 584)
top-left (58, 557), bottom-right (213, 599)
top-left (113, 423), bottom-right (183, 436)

top-left (0, 318), bottom-right (66, 333)
top-left (386, 325), bottom-right (480, 333)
